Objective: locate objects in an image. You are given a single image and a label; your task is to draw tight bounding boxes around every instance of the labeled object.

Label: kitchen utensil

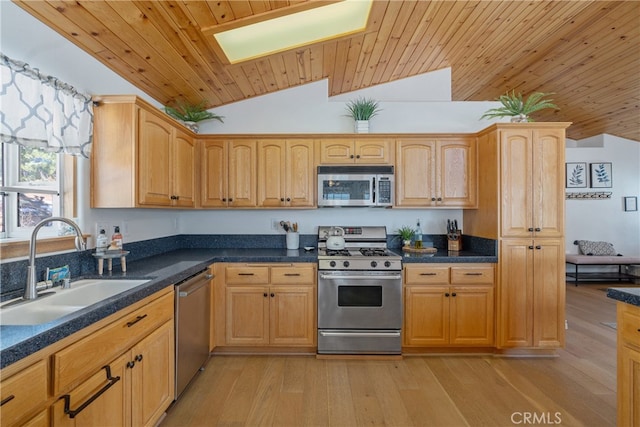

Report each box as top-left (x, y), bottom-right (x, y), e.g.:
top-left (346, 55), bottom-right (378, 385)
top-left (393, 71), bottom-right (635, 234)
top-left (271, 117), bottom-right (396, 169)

top-left (326, 226), bottom-right (346, 250)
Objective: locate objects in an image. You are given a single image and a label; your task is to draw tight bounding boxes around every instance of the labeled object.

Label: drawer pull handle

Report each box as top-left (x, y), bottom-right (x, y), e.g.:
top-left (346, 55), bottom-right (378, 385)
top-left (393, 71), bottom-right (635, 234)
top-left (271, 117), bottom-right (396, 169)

top-left (61, 365), bottom-right (121, 419)
top-left (464, 273), bottom-right (483, 276)
top-left (284, 273), bottom-right (300, 276)
top-left (0, 395), bottom-right (15, 406)
top-left (238, 273), bottom-right (255, 276)
top-left (420, 273), bottom-right (437, 276)
top-left (126, 314), bottom-right (148, 327)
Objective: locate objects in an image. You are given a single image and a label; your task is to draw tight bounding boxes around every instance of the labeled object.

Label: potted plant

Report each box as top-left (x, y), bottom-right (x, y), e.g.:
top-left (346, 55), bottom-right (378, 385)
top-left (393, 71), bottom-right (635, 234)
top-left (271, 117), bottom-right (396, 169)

top-left (164, 100), bottom-right (224, 133)
top-left (480, 91), bottom-right (558, 122)
top-left (345, 97), bottom-right (381, 133)
top-left (396, 225), bottom-right (415, 247)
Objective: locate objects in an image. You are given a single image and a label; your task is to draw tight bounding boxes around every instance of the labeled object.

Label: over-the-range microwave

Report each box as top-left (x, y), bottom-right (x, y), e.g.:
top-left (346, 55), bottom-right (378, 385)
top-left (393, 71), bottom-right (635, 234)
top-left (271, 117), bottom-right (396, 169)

top-left (317, 165), bottom-right (394, 207)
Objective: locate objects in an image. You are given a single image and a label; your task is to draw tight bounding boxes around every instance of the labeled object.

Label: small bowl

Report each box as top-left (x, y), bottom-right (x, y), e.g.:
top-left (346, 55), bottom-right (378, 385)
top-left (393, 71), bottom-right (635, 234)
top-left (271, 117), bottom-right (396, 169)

top-left (303, 246), bottom-right (315, 251)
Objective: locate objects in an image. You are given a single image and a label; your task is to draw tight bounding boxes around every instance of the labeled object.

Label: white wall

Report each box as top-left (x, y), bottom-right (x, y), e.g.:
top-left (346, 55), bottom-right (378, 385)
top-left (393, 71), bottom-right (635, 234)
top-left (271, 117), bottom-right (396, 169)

top-left (565, 135), bottom-right (640, 255)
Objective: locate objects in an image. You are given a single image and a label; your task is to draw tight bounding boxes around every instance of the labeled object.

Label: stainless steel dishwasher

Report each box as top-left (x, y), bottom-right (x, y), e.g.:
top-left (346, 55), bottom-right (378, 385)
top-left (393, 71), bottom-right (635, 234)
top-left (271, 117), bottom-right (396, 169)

top-left (175, 269), bottom-right (212, 399)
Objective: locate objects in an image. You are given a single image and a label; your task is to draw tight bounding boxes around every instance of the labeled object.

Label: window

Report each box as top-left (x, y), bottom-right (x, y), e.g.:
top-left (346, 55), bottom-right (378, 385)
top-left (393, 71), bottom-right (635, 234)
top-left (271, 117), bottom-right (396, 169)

top-left (0, 143), bottom-right (62, 239)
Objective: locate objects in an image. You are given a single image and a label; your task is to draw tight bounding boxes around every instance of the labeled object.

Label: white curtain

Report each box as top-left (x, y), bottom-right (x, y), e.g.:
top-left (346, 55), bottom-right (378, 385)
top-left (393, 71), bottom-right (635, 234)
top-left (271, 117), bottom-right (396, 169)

top-left (0, 54), bottom-right (93, 158)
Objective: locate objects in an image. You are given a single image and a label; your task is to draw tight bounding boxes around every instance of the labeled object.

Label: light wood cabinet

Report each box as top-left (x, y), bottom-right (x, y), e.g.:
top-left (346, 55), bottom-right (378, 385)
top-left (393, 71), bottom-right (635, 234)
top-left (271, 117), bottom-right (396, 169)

top-left (92, 95), bottom-right (196, 208)
top-left (617, 302), bottom-right (640, 426)
top-left (396, 138), bottom-right (477, 207)
top-left (258, 139), bottom-right (315, 207)
top-left (200, 140), bottom-right (257, 208)
top-left (404, 264), bottom-right (494, 347)
top-left (215, 263), bottom-right (316, 349)
top-left (318, 139), bottom-right (392, 164)
top-left (0, 359), bottom-right (48, 427)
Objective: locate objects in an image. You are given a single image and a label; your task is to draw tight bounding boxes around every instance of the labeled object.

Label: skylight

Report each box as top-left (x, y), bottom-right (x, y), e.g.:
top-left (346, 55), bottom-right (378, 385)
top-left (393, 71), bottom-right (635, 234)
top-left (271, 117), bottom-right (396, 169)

top-left (211, 0), bottom-right (373, 64)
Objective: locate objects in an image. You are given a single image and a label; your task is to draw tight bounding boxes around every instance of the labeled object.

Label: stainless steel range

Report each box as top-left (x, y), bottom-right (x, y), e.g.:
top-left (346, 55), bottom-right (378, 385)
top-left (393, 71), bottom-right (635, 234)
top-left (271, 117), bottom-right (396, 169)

top-left (317, 226), bottom-right (403, 355)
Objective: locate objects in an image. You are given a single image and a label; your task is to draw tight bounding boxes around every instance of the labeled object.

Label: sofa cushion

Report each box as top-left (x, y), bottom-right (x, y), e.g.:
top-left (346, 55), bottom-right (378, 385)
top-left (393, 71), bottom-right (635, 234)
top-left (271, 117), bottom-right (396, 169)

top-left (577, 240), bottom-right (617, 256)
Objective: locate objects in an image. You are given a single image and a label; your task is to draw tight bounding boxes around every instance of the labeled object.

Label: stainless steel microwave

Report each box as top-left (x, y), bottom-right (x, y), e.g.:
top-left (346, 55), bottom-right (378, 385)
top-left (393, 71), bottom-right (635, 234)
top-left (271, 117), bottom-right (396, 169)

top-left (317, 165), bottom-right (394, 207)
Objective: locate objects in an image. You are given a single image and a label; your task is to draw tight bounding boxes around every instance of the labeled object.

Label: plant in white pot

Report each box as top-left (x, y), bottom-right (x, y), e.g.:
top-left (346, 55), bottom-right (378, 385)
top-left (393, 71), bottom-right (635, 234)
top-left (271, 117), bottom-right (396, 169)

top-left (480, 91), bottom-right (558, 123)
top-left (345, 97), bottom-right (381, 133)
top-left (164, 100), bottom-right (224, 133)
top-left (396, 225), bottom-right (415, 247)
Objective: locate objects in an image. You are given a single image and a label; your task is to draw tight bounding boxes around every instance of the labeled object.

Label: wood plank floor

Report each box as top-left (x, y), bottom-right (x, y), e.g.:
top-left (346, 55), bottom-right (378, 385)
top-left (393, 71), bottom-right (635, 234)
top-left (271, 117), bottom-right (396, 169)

top-left (162, 283), bottom-right (626, 427)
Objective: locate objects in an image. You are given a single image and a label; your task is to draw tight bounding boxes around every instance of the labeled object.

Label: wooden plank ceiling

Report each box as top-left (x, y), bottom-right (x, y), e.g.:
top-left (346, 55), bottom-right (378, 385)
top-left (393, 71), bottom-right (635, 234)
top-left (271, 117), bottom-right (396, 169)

top-left (14, 0), bottom-right (639, 142)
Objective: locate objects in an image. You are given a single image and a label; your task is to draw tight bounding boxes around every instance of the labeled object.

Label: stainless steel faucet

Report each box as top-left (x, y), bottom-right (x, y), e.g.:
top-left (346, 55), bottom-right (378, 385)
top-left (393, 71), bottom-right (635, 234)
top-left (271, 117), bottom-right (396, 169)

top-left (25, 217), bottom-right (86, 300)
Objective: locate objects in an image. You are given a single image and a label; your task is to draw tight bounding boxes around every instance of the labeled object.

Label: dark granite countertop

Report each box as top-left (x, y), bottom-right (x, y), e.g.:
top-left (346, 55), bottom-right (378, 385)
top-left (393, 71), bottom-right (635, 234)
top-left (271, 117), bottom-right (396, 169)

top-left (1, 246), bottom-right (493, 369)
top-left (606, 287), bottom-right (640, 307)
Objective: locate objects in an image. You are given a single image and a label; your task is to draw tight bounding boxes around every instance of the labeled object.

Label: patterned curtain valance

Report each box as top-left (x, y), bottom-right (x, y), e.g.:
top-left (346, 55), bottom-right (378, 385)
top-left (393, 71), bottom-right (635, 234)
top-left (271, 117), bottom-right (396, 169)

top-left (0, 53), bottom-right (93, 158)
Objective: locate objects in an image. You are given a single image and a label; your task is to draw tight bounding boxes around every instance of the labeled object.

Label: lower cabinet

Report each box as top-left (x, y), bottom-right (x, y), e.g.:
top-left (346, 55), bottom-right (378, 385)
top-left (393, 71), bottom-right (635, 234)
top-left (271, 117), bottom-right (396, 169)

top-left (617, 302), bottom-right (640, 426)
top-left (216, 263), bottom-right (316, 348)
top-left (404, 264), bottom-right (495, 347)
top-left (0, 359), bottom-right (48, 427)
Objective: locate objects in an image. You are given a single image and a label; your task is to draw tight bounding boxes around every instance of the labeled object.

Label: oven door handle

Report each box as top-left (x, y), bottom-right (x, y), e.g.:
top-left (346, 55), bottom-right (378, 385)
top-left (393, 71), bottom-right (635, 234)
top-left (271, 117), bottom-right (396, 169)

top-left (319, 274), bottom-right (402, 280)
top-left (319, 331), bottom-right (401, 338)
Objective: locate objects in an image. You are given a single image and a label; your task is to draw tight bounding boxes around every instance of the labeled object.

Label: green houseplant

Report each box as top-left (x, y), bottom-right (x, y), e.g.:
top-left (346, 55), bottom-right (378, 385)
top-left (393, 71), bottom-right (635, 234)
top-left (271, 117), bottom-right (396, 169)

top-left (345, 97), bottom-right (381, 133)
top-left (480, 91), bottom-right (558, 122)
top-left (164, 101), bottom-right (224, 132)
top-left (396, 225), bottom-right (415, 247)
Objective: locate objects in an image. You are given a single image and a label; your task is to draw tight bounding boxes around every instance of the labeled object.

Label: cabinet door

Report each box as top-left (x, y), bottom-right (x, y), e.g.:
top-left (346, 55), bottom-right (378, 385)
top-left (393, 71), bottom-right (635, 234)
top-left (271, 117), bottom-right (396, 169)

top-left (228, 141), bottom-right (257, 207)
top-left (226, 286), bottom-right (270, 345)
top-left (319, 139), bottom-right (354, 163)
top-left (498, 239), bottom-right (534, 347)
top-left (355, 140), bottom-right (391, 163)
top-left (500, 129), bottom-right (533, 237)
top-left (532, 239), bottom-right (564, 348)
top-left (286, 140), bottom-right (315, 207)
top-left (396, 140), bottom-right (436, 206)
top-left (130, 321), bottom-right (175, 427)
top-left (437, 139), bottom-right (477, 207)
top-left (200, 140), bottom-right (228, 207)
top-left (531, 129), bottom-right (565, 237)
top-left (619, 344), bottom-right (640, 426)
top-left (404, 286), bottom-right (449, 346)
top-left (172, 130), bottom-right (196, 207)
top-left (257, 140), bottom-right (286, 207)
top-left (0, 360), bottom-right (48, 427)
top-left (51, 354), bottom-right (128, 427)
top-left (138, 109), bottom-right (173, 206)
top-left (450, 286), bottom-right (494, 345)
top-left (270, 286), bottom-right (316, 346)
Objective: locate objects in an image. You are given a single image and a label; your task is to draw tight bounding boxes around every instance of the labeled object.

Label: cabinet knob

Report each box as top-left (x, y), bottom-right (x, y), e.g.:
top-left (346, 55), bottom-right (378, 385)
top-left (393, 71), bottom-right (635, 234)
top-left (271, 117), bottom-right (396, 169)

top-left (535, 245), bottom-right (542, 250)
top-left (535, 227), bottom-right (541, 232)
top-left (286, 197), bottom-right (291, 202)
top-left (528, 227), bottom-right (534, 232)
top-left (222, 198), bottom-right (227, 202)
top-left (431, 197), bottom-right (436, 201)
top-left (528, 246), bottom-right (534, 250)
top-left (445, 293), bottom-right (450, 297)
top-left (263, 293), bottom-right (268, 297)
top-left (452, 292), bottom-right (457, 297)
top-left (127, 361), bottom-right (135, 369)
top-left (437, 197), bottom-right (442, 201)
top-left (280, 198), bottom-right (285, 202)
top-left (135, 354), bottom-right (143, 362)
top-left (270, 293), bottom-right (275, 297)
top-left (356, 155), bottom-right (360, 159)
top-left (350, 154), bottom-right (354, 159)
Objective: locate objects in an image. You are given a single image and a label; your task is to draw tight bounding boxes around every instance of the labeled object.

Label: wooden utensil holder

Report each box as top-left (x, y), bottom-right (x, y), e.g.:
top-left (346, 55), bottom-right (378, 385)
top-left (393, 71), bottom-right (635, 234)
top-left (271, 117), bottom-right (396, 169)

top-left (447, 232), bottom-right (462, 251)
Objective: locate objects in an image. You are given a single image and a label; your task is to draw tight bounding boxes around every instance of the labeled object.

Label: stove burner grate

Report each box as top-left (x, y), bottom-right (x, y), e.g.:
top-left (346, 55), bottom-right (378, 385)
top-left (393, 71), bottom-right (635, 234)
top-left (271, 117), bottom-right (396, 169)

top-left (359, 248), bottom-right (390, 257)
top-left (325, 249), bottom-right (351, 256)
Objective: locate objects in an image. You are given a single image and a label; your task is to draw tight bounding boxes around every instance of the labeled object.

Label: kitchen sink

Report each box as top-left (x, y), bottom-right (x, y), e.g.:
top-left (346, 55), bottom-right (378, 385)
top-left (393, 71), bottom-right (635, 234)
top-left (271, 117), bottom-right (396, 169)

top-left (0, 279), bottom-right (150, 325)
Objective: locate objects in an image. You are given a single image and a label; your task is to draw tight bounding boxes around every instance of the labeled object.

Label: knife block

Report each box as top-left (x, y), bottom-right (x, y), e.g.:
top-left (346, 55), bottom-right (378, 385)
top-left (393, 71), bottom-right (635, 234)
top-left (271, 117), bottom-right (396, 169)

top-left (447, 232), bottom-right (462, 252)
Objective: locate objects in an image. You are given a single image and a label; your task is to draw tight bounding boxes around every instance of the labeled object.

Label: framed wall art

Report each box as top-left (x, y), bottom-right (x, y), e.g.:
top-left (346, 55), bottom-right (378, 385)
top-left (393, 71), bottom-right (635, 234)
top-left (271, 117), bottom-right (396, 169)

top-left (565, 162), bottom-right (587, 188)
top-left (590, 162), bottom-right (612, 188)
top-left (624, 196), bottom-right (637, 212)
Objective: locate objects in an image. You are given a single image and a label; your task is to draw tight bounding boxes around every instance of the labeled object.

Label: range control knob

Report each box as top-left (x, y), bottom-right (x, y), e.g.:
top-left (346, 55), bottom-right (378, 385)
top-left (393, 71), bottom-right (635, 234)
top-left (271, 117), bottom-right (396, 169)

top-left (371, 261), bottom-right (378, 268)
top-left (343, 261), bottom-right (350, 268)
top-left (384, 261), bottom-right (391, 268)
top-left (329, 261), bottom-right (336, 268)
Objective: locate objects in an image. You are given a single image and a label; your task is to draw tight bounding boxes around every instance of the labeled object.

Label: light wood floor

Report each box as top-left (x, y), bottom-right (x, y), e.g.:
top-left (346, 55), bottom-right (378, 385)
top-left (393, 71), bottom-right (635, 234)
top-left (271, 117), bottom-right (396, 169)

top-left (162, 283), bottom-right (625, 427)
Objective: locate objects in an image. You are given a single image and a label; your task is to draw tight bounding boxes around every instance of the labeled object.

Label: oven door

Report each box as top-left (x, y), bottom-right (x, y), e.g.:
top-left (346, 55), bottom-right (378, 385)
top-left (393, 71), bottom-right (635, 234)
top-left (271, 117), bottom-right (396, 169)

top-left (317, 270), bottom-right (402, 329)
top-left (317, 174), bottom-right (374, 207)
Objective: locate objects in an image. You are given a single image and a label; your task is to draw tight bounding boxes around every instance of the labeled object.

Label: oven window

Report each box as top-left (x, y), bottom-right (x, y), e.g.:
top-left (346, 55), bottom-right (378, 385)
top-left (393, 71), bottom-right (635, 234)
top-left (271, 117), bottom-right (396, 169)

top-left (337, 286), bottom-right (382, 307)
top-left (321, 179), bottom-right (371, 201)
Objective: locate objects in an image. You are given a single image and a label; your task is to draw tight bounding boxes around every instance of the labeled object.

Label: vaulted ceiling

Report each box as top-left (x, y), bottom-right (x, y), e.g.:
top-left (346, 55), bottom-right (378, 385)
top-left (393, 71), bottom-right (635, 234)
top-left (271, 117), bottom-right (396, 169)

top-left (13, 0), bottom-right (640, 141)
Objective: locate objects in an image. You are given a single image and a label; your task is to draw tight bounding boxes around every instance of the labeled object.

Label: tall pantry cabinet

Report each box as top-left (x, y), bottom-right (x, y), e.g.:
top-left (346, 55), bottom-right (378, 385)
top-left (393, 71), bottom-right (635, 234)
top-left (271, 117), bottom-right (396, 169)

top-left (464, 123), bottom-right (571, 351)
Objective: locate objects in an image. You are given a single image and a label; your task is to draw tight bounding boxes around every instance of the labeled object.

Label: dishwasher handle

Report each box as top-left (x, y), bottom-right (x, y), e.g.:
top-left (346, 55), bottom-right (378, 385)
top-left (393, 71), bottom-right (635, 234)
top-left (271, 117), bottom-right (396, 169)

top-left (177, 272), bottom-right (212, 298)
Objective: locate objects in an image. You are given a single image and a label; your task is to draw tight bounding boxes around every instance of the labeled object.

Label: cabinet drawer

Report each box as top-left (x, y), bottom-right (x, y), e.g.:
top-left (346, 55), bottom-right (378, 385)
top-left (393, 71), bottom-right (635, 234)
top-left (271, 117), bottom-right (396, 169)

top-left (450, 266), bottom-right (494, 284)
top-left (620, 304), bottom-right (640, 348)
top-left (226, 267), bottom-right (270, 284)
top-left (405, 266), bottom-right (449, 284)
top-left (271, 266), bottom-right (315, 285)
top-left (53, 291), bottom-right (173, 394)
top-left (0, 359), bottom-right (48, 427)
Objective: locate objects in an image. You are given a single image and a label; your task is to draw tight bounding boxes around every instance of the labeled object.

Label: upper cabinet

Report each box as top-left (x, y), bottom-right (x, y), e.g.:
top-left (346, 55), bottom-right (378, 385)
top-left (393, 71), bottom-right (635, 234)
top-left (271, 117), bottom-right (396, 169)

top-left (200, 140), bottom-right (257, 208)
top-left (91, 96), bottom-right (195, 208)
top-left (396, 138), bottom-right (477, 208)
top-left (257, 139), bottom-right (315, 208)
top-left (318, 139), bottom-right (392, 164)
top-left (500, 128), bottom-right (565, 238)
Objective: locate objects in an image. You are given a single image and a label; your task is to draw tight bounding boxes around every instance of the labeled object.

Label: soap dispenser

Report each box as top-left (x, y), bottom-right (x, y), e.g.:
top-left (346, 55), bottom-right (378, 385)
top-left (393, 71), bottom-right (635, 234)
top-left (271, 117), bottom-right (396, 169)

top-left (96, 229), bottom-right (108, 253)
